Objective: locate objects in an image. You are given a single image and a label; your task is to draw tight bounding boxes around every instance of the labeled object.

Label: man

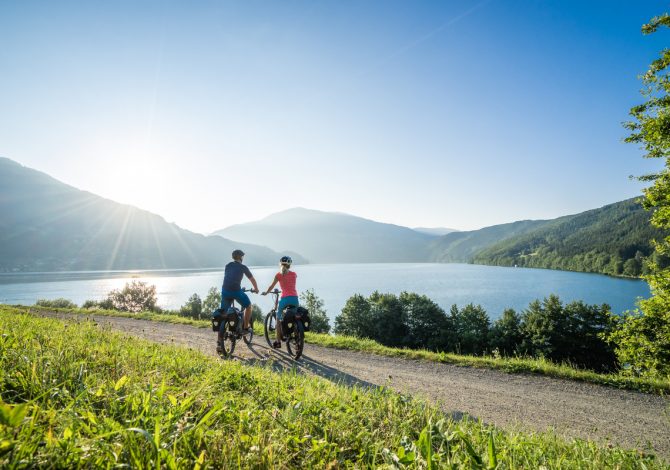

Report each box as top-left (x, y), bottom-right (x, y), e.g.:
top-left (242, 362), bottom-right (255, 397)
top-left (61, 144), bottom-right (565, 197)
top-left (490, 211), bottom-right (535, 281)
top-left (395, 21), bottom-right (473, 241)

top-left (221, 249), bottom-right (259, 334)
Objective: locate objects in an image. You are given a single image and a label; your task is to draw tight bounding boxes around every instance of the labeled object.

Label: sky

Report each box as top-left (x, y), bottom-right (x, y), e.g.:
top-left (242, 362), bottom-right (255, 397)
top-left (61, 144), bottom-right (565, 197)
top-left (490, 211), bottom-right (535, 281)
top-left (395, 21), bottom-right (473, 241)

top-left (1, 0), bottom-right (669, 234)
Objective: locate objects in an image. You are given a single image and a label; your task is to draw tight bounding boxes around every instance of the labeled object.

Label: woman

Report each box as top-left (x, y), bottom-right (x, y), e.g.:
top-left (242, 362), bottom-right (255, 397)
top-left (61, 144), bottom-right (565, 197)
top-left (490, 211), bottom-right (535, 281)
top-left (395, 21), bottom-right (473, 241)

top-left (262, 255), bottom-right (299, 349)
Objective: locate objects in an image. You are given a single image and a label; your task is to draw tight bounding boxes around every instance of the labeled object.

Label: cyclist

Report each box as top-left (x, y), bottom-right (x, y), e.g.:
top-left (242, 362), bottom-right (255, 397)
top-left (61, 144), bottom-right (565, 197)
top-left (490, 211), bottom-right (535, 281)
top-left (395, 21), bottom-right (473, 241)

top-left (262, 255), bottom-right (299, 349)
top-left (221, 249), bottom-right (259, 335)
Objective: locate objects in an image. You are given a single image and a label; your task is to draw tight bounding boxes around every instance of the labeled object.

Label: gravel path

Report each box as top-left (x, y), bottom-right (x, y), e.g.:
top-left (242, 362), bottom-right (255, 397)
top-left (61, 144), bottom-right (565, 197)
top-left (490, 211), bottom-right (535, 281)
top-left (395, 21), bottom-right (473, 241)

top-left (40, 312), bottom-right (670, 459)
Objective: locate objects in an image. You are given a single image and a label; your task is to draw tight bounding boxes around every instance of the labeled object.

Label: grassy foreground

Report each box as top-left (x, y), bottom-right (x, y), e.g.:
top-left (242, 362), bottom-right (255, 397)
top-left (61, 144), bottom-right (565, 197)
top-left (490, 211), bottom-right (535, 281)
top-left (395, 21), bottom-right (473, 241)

top-left (19, 305), bottom-right (670, 395)
top-left (0, 307), bottom-right (663, 468)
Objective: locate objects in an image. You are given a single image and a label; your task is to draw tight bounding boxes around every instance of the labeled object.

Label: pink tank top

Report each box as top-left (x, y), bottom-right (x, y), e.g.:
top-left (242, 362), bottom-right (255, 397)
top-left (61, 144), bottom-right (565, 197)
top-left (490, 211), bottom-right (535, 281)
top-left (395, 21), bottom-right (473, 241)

top-left (275, 271), bottom-right (298, 298)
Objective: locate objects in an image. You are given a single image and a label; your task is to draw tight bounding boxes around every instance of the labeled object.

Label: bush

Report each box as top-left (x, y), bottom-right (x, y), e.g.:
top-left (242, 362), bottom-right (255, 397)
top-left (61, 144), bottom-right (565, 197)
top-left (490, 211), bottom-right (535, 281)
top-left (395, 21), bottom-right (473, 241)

top-left (251, 304), bottom-right (264, 323)
top-left (519, 295), bottom-right (617, 372)
top-left (489, 308), bottom-right (522, 356)
top-left (450, 304), bottom-right (490, 355)
top-left (335, 294), bottom-right (375, 338)
top-left (300, 289), bottom-right (331, 334)
top-left (105, 281), bottom-right (158, 313)
top-left (179, 293), bottom-right (203, 319)
top-left (202, 286), bottom-right (221, 316)
top-left (35, 298), bottom-right (78, 309)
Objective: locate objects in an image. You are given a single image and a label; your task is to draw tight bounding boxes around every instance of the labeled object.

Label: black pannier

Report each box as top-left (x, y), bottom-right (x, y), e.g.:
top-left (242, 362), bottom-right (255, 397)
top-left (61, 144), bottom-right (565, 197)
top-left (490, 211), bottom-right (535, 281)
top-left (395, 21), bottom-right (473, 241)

top-left (281, 305), bottom-right (311, 332)
top-left (297, 306), bottom-right (311, 332)
top-left (211, 308), bottom-right (239, 331)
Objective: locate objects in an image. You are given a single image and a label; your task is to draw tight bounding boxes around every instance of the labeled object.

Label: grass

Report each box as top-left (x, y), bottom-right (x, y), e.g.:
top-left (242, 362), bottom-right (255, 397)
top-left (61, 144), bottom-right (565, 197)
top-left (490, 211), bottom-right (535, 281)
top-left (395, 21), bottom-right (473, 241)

top-left (15, 304), bottom-right (670, 395)
top-left (0, 306), bottom-right (664, 468)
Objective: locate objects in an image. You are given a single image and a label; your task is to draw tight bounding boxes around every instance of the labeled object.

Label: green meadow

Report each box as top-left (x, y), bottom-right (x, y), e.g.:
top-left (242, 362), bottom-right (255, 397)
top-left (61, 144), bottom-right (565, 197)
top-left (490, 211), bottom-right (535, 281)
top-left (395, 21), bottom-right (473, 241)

top-left (0, 306), bottom-right (665, 468)
top-left (19, 305), bottom-right (670, 396)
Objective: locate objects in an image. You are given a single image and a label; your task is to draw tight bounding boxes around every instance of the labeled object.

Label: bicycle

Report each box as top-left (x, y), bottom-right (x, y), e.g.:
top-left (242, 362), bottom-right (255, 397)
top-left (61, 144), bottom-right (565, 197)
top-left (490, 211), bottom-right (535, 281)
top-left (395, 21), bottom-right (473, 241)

top-left (211, 287), bottom-right (255, 358)
top-left (263, 289), bottom-right (306, 360)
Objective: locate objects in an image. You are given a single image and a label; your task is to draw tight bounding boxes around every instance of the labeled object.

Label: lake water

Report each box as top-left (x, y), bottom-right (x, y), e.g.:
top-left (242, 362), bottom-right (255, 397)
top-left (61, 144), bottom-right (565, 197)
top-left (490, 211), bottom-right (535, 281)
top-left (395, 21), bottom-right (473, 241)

top-left (0, 263), bottom-right (650, 322)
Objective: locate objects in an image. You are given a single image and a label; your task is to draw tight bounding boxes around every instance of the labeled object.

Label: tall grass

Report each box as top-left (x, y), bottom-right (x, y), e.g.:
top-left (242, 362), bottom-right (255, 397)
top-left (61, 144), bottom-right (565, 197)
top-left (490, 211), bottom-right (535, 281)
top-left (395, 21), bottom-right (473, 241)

top-left (20, 304), bottom-right (670, 395)
top-left (0, 307), bottom-right (664, 468)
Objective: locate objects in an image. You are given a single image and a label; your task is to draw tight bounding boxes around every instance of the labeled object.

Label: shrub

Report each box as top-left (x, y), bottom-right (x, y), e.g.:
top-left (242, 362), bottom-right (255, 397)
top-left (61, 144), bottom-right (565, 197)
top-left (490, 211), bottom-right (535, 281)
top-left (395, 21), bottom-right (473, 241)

top-left (179, 293), bottom-right (203, 319)
top-left (105, 281), bottom-right (158, 313)
top-left (450, 304), bottom-right (490, 355)
top-left (300, 289), bottom-right (331, 334)
top-left (489, 308), bottom-right (522, 356)
top-left (35, 298), bottom-right (78, 309)
top-left (202, 286), bottom-right (221, 316)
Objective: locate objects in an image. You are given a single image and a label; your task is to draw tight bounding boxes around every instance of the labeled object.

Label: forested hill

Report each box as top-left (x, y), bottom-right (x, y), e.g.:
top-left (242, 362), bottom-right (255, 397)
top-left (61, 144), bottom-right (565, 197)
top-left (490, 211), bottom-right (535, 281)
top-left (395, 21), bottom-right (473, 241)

top-left (0, 158), bottom-right (295, 272)
top-left (472, 198), bottom-right (666, 277)
top-left (428, 219), bottom-right (555, 263)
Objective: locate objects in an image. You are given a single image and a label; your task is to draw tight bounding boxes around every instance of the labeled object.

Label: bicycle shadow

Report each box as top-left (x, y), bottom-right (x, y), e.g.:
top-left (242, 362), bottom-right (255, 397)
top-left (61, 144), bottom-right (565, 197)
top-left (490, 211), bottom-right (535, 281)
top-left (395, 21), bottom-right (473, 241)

top-left (243, 341), bottom-right (377, 389)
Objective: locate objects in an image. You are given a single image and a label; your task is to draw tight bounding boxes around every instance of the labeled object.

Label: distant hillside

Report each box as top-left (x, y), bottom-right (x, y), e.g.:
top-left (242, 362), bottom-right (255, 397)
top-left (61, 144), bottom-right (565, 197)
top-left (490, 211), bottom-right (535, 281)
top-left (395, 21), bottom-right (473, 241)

top-left (0, 158), bottom-right (295, 271)
top-left (214, 208), bottom-right (436, 263)
top-left (413, 227), bottom-right (459, 236)
top-left (472, 198), bottom-right (666, 277)
top-left (428, 219), bottom-right (552, 263)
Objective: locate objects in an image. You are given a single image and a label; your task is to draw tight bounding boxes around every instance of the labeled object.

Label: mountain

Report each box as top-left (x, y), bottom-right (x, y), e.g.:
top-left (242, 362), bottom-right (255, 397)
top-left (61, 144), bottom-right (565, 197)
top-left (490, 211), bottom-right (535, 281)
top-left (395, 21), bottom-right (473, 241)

top-left (0, 158), bottom-right (297, 272)
top-left (471, 198), bottom-right (666, 277)
top-left (428, 219), bottom-right (553, 263)
top-left (214, 208), bottom-right (436, 263)
top-left (412, 227), bottom-right (459, 236)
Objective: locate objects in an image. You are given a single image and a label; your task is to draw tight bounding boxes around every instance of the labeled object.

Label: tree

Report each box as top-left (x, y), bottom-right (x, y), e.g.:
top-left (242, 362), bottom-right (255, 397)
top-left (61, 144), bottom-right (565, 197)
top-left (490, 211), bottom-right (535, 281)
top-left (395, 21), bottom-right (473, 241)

top-left (300, 289), bottom-right (331, 334)
top-left (369, 292), bottom-right (407, 348)
top-left (489, 308), bottom-right (522, 356)
top-left (179, 293), bottom-right (203, 319)
top-left (616, 13), bottom-right (670, 376)
top-left (450, 304), bottom-right (490, 355)
top-left (106, 281), bottom-right (158, 313)
top-left (334, 294), bottom-right (374, 338)
top-left (400, 292), bottom-right (450, 351)
top-left (202, 286), bottom-right (221, 316)
top-left (251, 304), bottom-right (264, 323)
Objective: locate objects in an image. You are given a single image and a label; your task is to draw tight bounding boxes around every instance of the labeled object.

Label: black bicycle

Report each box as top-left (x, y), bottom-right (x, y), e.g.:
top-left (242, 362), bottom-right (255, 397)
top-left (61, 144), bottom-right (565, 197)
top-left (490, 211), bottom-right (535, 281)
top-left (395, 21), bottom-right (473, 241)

top-left (211, 288), bottom-right (254, 358)
top-left (263, 289), bottom-right (308, 360)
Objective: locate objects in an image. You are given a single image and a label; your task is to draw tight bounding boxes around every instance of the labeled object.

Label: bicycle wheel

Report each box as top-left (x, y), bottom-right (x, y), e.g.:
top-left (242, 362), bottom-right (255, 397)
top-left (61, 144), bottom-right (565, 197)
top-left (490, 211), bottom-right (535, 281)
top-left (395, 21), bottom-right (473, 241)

top-left (264, 311), bottom-right (277, 348)
top-left (217, 321), bottom-right (236, 357)
top-left (285, 320), bottom-right (304, 360)
top-left (243, 317), bottom-right (254, 345)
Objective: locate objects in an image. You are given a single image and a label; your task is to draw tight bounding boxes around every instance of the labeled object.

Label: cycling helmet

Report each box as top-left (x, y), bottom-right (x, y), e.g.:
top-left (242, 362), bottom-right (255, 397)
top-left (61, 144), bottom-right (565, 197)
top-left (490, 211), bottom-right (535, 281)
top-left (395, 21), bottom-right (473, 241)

top-left (280, 255), bottom-right (292, 265)
top-left (232, 249), bottom-right (245, 260)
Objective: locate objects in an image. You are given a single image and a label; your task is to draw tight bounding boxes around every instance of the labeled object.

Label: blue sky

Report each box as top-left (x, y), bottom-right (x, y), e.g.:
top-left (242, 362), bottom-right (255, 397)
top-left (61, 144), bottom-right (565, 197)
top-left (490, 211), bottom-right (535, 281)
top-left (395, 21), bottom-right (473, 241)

top-left (1, 0), bottom-right (668, 233)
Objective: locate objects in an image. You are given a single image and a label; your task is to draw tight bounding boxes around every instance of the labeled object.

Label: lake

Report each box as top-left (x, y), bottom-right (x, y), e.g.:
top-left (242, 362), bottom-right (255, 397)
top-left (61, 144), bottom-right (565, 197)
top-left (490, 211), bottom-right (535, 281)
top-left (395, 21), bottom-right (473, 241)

top-left (0, 263), bottom-right (650, 322)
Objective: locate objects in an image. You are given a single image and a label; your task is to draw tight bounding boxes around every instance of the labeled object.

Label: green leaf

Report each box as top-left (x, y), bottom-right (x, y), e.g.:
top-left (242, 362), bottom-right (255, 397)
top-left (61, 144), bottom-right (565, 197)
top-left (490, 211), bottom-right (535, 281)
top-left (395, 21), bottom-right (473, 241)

top-left (487, 431), bottom-right (498, 469)
top-left (114, 375), bottom-right (129, 391)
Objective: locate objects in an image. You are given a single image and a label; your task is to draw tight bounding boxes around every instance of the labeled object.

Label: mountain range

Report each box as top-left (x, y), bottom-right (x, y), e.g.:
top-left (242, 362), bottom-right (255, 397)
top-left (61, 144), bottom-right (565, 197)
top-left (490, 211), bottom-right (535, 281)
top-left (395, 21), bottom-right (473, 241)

top-left (0, 158), bottom-right (296, 271)
top-left (213, 208), bottom-right (436, 263)
top-left (1, 157), bottom-right (663, 276)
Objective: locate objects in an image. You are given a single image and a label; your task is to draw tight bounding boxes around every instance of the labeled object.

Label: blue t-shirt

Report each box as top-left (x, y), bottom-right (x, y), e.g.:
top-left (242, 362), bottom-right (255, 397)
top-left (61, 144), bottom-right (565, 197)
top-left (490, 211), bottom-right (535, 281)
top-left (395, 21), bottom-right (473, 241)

top-left (222, 261), bottom-right (252, 291)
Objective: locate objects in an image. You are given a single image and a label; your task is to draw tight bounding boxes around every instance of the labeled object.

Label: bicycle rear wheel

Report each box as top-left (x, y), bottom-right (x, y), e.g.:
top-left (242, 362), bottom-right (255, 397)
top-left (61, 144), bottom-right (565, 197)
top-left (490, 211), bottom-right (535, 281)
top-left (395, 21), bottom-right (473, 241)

top-left (286, 321), bottom-right (304, 360)
top-left (217, 320), bottom-right (237, 358)
top-left (264, 311), bottom-right (277, 348)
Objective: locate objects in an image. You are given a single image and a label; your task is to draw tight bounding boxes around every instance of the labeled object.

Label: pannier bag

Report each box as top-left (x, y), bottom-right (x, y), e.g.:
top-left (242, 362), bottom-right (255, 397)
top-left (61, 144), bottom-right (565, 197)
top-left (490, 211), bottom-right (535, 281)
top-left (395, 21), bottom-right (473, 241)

top-left (211, 307), bottom-right (239, 331)
top-left (281, 306), bottom-right (311, 332)
top-left (211, 308), bottom-right (224, 331)
top-left (297, 306), bottom-right (311, 331)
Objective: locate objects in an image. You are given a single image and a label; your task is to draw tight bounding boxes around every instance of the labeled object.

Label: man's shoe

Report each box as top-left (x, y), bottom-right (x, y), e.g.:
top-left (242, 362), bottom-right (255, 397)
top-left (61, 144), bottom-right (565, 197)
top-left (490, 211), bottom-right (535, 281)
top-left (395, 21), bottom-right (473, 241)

top-left (272, 340), bottom-right (281, 349)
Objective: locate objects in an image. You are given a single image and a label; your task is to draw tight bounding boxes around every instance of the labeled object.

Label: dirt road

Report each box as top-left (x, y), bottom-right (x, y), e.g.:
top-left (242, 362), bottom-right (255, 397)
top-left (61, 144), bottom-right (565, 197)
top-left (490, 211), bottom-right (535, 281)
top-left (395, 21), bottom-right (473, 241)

top-left (41, 312), bottom-right (670, 458)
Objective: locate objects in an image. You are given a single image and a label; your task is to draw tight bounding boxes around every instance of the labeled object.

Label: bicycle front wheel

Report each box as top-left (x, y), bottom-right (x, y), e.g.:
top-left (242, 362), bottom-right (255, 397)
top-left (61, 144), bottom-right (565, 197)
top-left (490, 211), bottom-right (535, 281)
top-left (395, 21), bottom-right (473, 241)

top-left (243, 318), bottom-right (254, 345)
top-left (286, 321), bottom-right (304, 360)
top-left (264, 311), bottom-right (276, 348)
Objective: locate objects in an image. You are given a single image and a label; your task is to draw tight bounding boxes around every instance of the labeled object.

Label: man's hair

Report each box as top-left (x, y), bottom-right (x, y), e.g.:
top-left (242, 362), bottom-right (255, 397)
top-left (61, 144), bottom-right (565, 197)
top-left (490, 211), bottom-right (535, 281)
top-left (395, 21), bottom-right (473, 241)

top-left (232, 249), bottom-right (245, 260)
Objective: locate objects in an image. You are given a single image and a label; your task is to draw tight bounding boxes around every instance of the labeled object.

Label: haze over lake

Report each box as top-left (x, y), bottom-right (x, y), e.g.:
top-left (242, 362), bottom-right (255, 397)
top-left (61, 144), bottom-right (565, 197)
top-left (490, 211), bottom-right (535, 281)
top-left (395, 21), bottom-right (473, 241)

top-left (0, 263), bottom-right (649, 323)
